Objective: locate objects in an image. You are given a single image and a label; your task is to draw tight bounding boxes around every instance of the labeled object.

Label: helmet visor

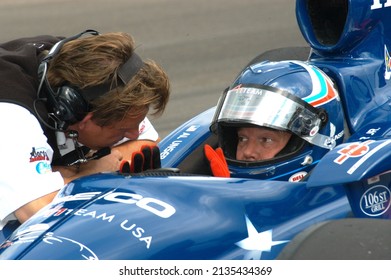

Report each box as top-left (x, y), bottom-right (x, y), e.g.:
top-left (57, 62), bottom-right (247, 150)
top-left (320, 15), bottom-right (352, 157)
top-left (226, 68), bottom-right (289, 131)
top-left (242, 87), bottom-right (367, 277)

top-left (212, 84), bottom-right (322, 138)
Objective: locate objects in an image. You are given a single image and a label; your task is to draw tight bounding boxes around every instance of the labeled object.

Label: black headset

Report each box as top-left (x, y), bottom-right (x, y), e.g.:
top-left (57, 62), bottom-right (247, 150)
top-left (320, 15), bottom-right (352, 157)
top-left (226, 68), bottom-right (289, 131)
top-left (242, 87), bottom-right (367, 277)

top-left (36, 29), bottom-right (144, 131)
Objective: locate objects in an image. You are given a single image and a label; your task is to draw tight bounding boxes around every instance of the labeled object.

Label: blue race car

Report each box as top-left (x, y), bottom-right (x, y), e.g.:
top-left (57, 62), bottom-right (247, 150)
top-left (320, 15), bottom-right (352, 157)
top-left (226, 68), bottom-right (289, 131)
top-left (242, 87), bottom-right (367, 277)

top-left (1, 0), bottom-right (391, 260)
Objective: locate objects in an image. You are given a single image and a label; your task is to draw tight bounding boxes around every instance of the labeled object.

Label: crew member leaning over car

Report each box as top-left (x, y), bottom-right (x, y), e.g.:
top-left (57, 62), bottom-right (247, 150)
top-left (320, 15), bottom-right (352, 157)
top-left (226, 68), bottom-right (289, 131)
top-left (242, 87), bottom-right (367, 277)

top-left (0, 30), bottom-right (170, 234)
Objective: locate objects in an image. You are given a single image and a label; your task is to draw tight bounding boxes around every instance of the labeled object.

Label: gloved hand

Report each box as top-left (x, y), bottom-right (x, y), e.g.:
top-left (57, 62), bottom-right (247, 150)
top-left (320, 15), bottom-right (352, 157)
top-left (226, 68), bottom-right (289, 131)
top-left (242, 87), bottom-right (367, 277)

top-left (204, 144), bottom-right (230, 177)
top-left (119, 145), bottom-right (161, 174)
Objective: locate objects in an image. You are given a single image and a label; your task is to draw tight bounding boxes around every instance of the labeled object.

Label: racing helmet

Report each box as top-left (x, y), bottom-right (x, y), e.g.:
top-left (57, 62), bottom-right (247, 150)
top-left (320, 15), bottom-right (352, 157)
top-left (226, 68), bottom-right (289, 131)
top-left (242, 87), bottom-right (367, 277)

top-left (210, 60), bottom-right (345, 181)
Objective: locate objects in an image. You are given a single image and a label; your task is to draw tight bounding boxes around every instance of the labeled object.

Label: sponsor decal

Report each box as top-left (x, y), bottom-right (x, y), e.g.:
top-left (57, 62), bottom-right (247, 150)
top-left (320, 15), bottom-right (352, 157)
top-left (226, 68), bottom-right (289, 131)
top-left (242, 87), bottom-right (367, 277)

top-left (347, 140), bottom-right (391, 175)
top-left (366, 127), bottom-right (381, 136)
top-left (54, 191), bottom-right (176, 219)
top-left (29, 147), bottom-right (51, 174)
top-left (160, 125), bottom-right (200, 159)
top-left (334, 140), bottom-right (374, 165)
top-left (29, 147), bottom-right (49, 162)
top-left (35, 162), bottom-right (51, 174)
top-left (359, 127), bottom-right (382, 141)
top-left (289, 171), bottom-right (307, 182)
top-left (360, 185), bottom-right (391, 217)
top-left (43, 205), bottom-right (153, 249)
top-left (40, 191), bottom-right (177, 250)
top-left (371, 0), bottom-right (391, 10)
top-left (309, 126), bottom-right (319, 137)
top-left (334, 140), bottom-right (391, 174)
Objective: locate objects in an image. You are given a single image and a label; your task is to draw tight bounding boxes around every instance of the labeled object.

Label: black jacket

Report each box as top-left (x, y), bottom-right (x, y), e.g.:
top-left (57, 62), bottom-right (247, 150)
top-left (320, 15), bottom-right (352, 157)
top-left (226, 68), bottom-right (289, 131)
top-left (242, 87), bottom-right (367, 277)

top-left (0, 35), bottom-right (63, 162)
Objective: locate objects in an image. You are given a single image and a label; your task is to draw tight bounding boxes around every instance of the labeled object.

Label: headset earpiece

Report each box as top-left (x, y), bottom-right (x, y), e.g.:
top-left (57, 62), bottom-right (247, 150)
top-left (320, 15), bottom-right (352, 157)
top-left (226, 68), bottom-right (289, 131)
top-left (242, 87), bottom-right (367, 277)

top-left (55, 85), bottom-right (89, 125)
top-left (37, 29), bottom-right (100, 130)
top-left (38, 61), bottom-right (90, 130)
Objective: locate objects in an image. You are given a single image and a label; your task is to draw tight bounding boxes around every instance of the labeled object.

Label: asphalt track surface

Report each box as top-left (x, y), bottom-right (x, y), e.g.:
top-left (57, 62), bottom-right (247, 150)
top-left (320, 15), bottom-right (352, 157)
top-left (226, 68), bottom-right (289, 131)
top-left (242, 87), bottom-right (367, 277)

top-left (0, 0), bottom-right (307, 138)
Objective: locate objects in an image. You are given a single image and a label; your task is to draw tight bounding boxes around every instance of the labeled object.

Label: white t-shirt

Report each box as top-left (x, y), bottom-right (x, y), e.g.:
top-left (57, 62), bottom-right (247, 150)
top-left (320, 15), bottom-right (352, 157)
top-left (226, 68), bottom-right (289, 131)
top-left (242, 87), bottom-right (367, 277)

top-left (0, 103), bottom-right (158, 229)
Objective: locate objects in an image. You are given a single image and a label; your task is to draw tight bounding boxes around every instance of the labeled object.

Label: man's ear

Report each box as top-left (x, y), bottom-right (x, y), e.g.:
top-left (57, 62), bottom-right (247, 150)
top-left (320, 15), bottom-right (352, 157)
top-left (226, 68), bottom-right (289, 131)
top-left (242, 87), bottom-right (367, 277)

top-left (77, 112), bottom-right (94, 129)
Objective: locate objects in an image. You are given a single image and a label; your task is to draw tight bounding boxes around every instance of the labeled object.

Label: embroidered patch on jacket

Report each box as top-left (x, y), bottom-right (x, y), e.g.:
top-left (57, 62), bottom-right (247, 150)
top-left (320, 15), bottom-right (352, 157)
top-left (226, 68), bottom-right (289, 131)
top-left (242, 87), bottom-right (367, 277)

top-left (29, 147), bottom-right (52, 174)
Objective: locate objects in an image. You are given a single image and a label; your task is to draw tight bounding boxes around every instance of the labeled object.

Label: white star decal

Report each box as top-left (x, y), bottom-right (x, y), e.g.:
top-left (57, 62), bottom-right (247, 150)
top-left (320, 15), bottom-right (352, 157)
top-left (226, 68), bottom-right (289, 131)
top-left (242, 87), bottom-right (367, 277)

top-left (235, 215), bottom-right (289, 259)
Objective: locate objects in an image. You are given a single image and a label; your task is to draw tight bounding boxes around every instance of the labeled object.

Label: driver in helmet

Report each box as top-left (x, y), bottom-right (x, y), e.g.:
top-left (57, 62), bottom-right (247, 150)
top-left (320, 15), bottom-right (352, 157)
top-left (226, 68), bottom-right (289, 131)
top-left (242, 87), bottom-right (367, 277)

top-left (204, 60), bottom-right (346, 181)
top-left (235, 126), bottom-right (292, 161)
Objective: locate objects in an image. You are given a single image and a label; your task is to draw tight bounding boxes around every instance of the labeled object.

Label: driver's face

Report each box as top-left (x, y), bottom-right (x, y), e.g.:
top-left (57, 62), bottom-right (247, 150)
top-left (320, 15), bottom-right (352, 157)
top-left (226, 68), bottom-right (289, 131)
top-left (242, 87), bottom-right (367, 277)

top-left (236, 127), bottom-right (291, 161)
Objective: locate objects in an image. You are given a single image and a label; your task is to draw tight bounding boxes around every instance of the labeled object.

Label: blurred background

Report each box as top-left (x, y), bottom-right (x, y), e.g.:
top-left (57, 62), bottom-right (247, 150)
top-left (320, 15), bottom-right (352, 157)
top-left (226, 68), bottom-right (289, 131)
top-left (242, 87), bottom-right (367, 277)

top-left (0, 0), bottom-right (306, 138)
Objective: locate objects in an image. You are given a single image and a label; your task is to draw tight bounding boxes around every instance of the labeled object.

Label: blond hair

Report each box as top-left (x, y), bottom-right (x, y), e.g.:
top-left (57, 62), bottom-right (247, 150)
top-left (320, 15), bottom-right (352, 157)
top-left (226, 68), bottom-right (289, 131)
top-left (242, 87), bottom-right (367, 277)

top-left (46, 32), bottom-right (170, 126)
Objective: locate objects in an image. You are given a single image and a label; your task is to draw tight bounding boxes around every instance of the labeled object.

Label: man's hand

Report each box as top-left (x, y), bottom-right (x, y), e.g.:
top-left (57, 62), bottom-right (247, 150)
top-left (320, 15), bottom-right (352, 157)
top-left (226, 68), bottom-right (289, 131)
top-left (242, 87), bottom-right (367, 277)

top-left (119, 145), bottom-right (161, 173)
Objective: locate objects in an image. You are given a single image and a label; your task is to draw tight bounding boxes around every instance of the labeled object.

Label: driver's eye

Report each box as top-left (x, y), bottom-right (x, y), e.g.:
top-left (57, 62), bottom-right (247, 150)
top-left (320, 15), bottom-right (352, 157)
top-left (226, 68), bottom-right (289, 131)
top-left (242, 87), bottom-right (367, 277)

top-left (260, 138), bottom-right (272, 143)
